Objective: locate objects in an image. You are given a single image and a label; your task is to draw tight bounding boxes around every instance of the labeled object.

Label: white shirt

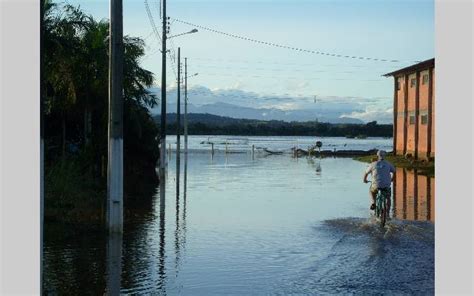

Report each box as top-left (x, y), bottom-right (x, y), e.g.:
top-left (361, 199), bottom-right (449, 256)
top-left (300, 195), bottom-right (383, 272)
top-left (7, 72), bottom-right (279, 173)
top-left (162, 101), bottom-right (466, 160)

top-left (366, 160), bottom-right (395, 188)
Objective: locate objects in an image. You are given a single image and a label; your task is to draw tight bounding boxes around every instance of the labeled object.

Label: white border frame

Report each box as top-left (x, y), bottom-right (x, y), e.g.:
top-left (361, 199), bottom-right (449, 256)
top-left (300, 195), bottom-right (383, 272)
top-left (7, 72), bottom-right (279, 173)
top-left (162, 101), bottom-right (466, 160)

top-left (435, 0), bottom-right (473, 294)
top-left (1, 0), bottom-right (474, 294)
top-left (1, 0), bottom-right (41, 294)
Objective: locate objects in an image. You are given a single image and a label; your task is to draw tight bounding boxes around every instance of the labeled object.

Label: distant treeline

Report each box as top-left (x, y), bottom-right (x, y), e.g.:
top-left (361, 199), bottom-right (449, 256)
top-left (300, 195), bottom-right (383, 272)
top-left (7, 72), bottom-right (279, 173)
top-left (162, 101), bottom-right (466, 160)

top-left (154, 113), bottom-right (393, 137)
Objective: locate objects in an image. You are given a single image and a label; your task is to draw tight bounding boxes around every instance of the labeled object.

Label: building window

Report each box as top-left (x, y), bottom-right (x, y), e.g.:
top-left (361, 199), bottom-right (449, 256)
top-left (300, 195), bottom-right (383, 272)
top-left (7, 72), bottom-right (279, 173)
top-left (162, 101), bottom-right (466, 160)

top-left (422, 74), bottom-right (429, 85)
top-left (410, 78), bottom-right (417, 88)
top-left (421, 114), bottom-right (428, 125)
top-left (396, 78), bottom-right (402, 90)
top-left (409, 115), bottom-right (416, 125)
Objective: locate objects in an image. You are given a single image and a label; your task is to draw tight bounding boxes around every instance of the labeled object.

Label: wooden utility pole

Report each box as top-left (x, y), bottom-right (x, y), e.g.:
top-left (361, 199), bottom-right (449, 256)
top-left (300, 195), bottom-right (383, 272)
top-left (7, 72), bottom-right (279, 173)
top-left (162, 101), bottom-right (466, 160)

top-left (160, 0), bottom-right (167, 172)
top-left (176, 47), bottom-right (181, 196)
top-left (107, 0), bottom-right (124, 233)
top-left (184, 58), bottom-right (188, 157)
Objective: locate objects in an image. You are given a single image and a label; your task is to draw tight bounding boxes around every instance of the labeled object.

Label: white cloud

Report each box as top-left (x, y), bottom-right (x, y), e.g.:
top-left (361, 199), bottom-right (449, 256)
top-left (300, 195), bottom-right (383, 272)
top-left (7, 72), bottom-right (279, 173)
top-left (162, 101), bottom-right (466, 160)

top-left (149, 84), bottom-right (394, 123)
top-left (341, 107), bottom-right (393, 124)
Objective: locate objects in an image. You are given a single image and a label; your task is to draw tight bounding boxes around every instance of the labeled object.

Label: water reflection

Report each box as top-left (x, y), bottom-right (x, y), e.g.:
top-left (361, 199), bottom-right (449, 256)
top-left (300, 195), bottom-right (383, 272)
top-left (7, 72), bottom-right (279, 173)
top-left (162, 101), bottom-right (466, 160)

top-left (174, 166), bottom-right (181, 277)
top-left (106, 233), bottom-right (122, 296)
top-left (393, 168), bottom-right (434, 222)
top-left (158, 174), bottom-right (167, 293)
top-left (44, 154), bottom-right (433, 295)
top-left (306, 156), bottom-right (323, 176)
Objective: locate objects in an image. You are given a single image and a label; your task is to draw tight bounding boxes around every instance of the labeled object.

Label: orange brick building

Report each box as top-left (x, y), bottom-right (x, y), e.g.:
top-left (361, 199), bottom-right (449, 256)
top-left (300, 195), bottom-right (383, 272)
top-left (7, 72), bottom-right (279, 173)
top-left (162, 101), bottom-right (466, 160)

top-left (384, 58), bottom-right (435, 159)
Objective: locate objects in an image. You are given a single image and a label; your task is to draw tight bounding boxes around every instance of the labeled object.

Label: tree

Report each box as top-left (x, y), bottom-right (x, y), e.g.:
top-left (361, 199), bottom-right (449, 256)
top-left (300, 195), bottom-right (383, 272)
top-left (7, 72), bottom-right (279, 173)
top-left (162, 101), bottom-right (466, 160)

top-left (43, 1), bottom-right (160, 222)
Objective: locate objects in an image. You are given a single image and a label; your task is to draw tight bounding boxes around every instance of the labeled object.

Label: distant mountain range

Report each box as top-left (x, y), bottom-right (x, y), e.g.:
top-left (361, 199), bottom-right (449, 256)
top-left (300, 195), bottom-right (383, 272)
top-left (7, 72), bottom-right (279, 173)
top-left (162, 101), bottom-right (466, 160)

top-left (147, 86), bottom-right (392, 124)
top-left (150, 101), bottom-right (364, 124)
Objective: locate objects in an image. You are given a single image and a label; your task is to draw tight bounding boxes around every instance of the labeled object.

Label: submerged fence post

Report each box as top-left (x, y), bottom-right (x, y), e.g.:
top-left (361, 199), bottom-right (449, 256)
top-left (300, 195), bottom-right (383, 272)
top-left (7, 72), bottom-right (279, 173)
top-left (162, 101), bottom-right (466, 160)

top-left (225, 141), bottom-right (228, 154)
top-left (296, 140), bottom-right (299, 158)
top-left (211, 142), bottom-right (214, 155)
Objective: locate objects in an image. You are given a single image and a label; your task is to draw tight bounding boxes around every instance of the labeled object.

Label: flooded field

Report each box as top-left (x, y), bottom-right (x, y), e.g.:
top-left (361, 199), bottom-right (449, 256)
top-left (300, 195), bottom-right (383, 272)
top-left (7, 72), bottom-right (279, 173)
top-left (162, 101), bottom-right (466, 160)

top-left (166, 135), bottom-right (393, 154)
top-left (44, 137), bottom-right (434, 295)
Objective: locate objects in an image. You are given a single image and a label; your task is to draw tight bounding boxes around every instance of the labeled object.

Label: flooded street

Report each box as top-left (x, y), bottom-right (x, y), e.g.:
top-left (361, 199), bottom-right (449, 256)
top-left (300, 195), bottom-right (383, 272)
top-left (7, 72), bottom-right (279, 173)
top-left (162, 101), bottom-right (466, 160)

top-left (44, 137), bottom-right (434, 295)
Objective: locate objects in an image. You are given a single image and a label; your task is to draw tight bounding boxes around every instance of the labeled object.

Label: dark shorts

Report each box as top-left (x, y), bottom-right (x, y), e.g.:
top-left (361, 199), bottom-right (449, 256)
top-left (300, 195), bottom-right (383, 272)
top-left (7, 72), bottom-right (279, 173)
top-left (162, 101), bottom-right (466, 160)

top-left (370, 185), bottom-right (391, 196)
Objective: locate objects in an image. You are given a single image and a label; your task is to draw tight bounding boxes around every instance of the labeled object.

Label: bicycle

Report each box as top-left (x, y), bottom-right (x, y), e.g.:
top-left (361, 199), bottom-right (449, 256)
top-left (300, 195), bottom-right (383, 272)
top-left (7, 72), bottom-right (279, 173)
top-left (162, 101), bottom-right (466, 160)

top-left (369, 181), bottom-right (391, 228)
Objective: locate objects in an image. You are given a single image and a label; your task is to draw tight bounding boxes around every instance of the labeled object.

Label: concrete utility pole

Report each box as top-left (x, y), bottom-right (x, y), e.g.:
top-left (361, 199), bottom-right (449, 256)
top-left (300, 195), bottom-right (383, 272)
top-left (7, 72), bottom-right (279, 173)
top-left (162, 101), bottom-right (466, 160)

top-left (176, 47), bottom-right (181, 196)
top-left (107, 0), bottom-right (124, 233)
top-left (160, 0), bottom-right (167, 172)
top-left (184, 58), bottom-right (188, 157)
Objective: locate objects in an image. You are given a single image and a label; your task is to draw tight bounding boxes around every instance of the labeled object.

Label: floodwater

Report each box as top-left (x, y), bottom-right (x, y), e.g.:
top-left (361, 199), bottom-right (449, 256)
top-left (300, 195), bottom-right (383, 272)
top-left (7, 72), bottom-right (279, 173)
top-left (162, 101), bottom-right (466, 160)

top-left (166, 135), bottom-right (393, 153)
top-left (43, 137), bottom-right (434, 295)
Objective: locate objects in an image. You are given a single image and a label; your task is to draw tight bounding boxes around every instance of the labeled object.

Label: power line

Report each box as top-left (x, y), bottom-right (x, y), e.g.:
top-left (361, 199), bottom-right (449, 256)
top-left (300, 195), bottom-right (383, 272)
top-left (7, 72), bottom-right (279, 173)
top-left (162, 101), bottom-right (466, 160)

top-left (186, 63), bottom-right (399, 75)
top-left (144, 0), bottom-right (162, 45)
top-left (142, 30), bottom-right (155, 41)
top-left (187, 57), bottom-right (401, 69)
top-left (144, 0), bottom-right (178, 80)
top-left (171, 17), bottom-right (419, 64)
top-left (184, 71), bottom-right (386, 82)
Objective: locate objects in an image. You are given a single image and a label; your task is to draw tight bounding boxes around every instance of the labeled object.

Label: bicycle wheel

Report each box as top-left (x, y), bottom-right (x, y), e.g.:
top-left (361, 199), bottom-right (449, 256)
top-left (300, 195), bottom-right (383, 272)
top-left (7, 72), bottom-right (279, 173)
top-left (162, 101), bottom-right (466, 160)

top-left (380, 202), bottom-right (387, 228)
top-left (380, 194), bottom-right (387, 228)
top-left (375, 191), bottom-right (382, 218)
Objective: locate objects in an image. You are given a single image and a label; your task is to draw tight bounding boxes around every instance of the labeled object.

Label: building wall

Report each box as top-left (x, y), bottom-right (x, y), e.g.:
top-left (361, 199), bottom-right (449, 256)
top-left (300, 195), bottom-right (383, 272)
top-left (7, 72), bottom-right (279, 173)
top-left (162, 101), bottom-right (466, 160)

top-left (392, 66), bottom-right (435, 159)
top-left (406, 73), bottom-right (417, 156)
top-left (418, 69), bottom-right (430, 158)
top-left (431, 69), bottom-right (435, 157)
top-left (395, 76), bottom-right (406, 154)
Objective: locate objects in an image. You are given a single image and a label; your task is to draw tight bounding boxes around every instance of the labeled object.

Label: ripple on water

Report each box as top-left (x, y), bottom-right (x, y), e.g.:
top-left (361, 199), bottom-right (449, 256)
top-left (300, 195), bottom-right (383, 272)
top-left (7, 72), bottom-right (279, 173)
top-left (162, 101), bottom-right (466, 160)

top-left (279, 217), bottom-right (435, 295)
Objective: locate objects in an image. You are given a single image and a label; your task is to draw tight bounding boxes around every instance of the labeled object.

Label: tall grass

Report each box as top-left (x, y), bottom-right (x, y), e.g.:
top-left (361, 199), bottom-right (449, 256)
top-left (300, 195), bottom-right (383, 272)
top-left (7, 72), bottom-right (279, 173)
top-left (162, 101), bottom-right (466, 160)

top-left (45, 153), bottom-right (105, 224)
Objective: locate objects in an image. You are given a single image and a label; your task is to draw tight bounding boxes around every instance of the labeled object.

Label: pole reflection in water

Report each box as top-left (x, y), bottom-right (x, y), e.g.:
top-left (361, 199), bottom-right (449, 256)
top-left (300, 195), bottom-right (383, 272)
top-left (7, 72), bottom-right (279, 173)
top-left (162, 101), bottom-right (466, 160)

top-left (175, 164), bottom-right (181, 275)
top-left (106, 233), bottom-right (122, 295)
top-left (393, 168), bottom-right (434, 222)
top-left (182, 153), bottom-right (188, 252)
top-left (158, 169), bottom-right (166, 293)
top-left (175, 149), bottom-right (188, 278)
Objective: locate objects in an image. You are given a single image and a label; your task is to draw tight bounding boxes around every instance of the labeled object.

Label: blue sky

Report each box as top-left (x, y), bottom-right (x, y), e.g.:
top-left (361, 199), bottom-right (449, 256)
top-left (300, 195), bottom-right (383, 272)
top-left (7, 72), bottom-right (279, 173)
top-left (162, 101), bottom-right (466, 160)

top-left (66, 0), bottom-right (434, 122)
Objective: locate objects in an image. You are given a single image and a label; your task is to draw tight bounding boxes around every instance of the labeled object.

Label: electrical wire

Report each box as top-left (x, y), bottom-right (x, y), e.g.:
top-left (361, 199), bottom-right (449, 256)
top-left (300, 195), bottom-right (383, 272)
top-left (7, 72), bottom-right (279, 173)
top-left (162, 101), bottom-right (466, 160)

top-left (187, 57), bottom-right (402, 69)
top-left (171, 17), bottom-right (420, 64)
top-left (191, 72), bottom-right (385, 82)
top-left (144, 0), bottom-right (178, 80)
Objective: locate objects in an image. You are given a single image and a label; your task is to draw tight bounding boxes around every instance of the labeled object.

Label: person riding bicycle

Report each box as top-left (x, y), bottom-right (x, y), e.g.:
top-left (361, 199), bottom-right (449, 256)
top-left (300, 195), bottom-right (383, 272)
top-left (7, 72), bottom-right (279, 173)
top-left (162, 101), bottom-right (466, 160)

top-left (363, 150), bottom-right (395, 213)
